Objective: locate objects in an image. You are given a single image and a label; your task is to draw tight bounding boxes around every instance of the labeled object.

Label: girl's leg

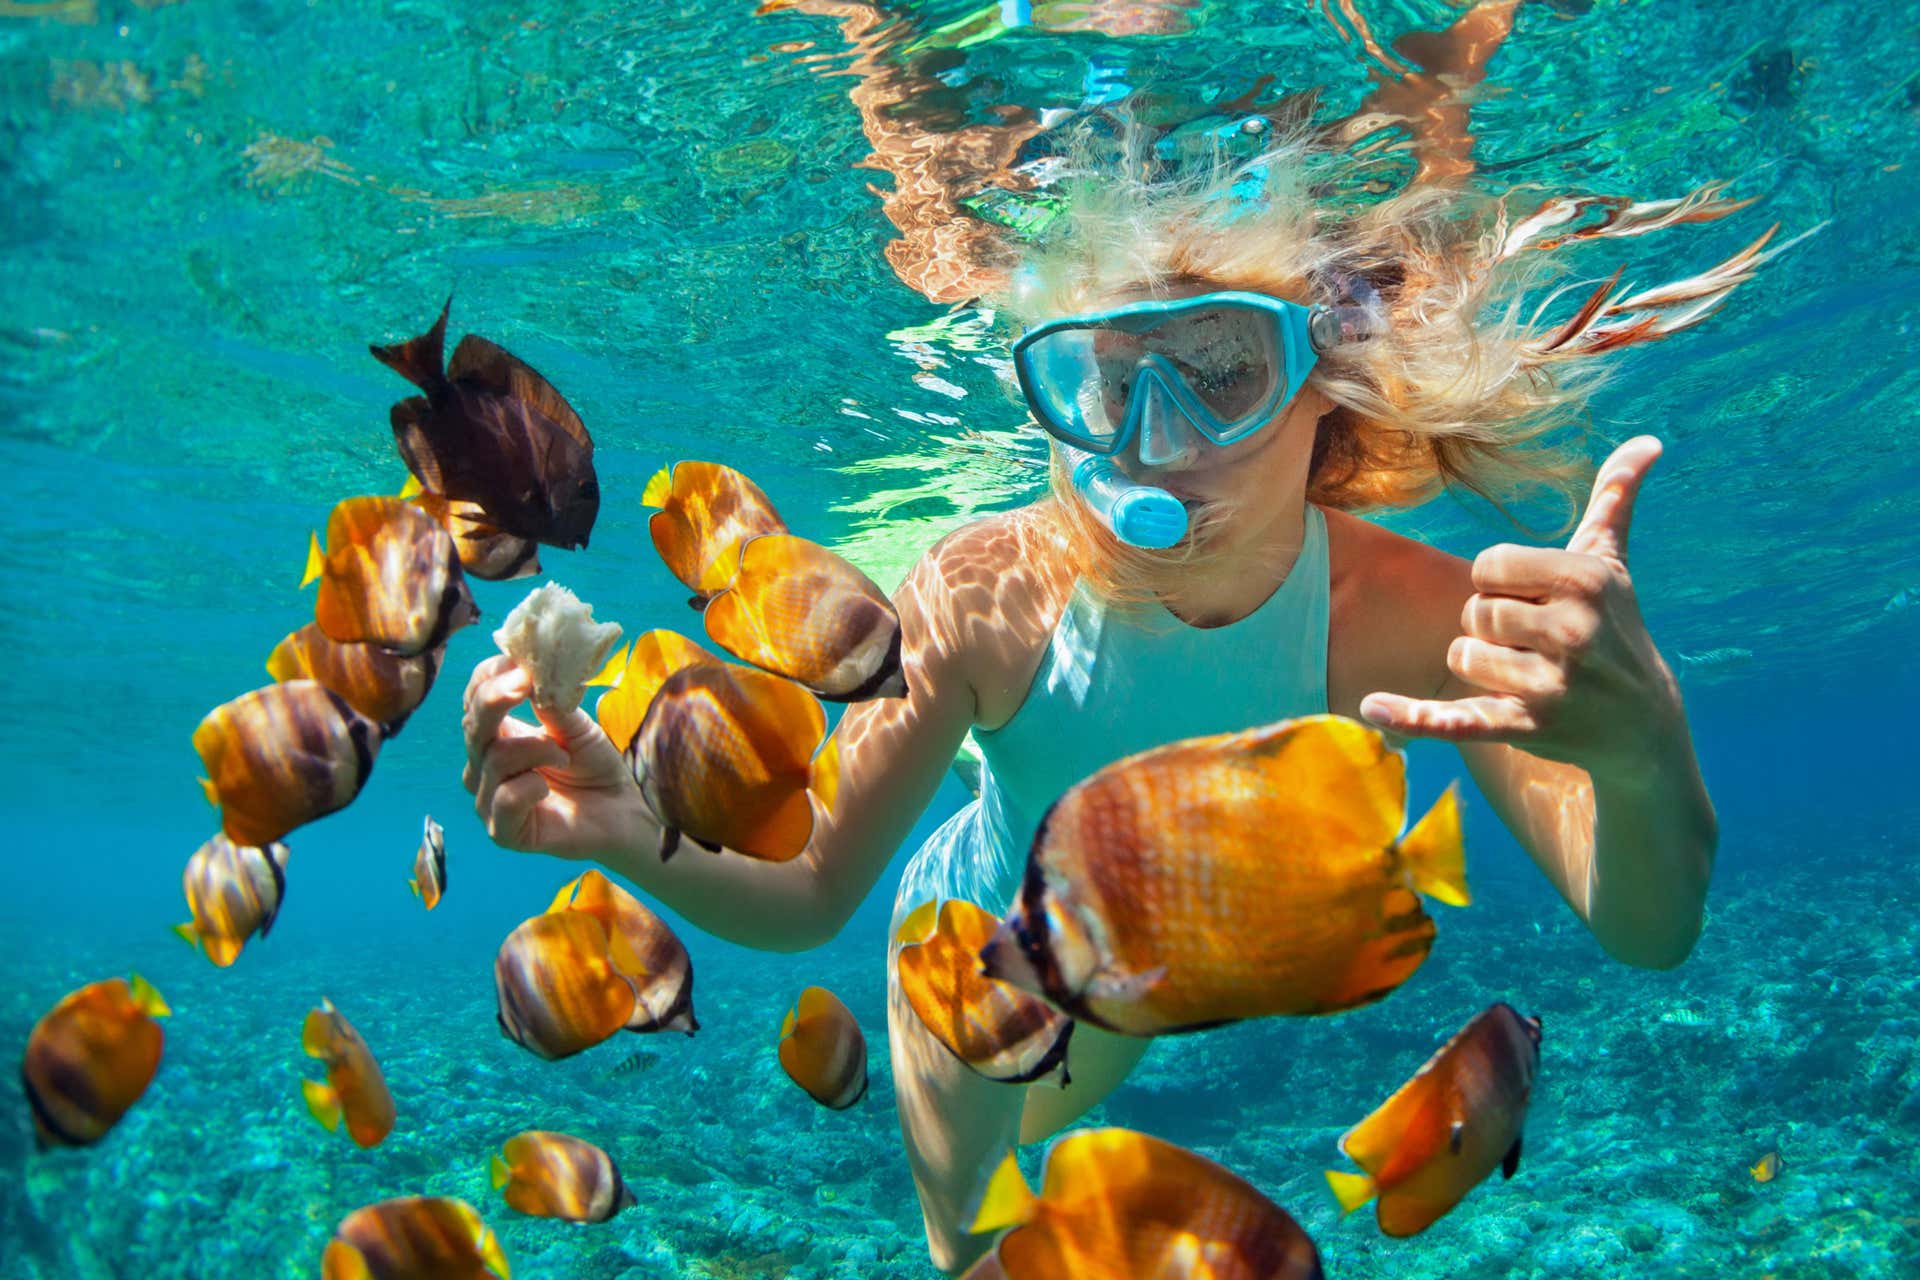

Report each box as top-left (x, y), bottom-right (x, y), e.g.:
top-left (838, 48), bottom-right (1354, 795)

top-left (1016, 1021), bottom-right (1151, 1144)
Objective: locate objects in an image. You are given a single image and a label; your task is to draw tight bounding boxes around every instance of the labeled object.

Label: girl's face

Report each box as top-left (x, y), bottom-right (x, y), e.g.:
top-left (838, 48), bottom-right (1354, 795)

top-left (1094, 279), bottom-right (1331, 519)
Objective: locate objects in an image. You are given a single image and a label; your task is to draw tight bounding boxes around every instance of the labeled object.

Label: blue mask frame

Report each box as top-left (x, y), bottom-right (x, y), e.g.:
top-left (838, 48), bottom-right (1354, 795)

top-left (1012, 290), bottom-right (1325, 456)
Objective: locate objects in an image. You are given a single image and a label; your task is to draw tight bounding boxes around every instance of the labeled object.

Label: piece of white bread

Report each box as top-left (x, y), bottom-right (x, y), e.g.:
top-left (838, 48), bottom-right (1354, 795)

top-left (493, 582), bottom-right (623, 713)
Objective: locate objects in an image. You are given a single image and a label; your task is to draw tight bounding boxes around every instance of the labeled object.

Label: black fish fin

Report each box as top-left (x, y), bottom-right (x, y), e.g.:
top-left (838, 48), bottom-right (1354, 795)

top-left (659, 827), bottom-right (681, 862)
top-left (390, 397), bottom-right (449, 494)
top-left (693, 836), bottom-right (724, 854)
top-left (686, 594), bottom-right (708, 611)
top-left (1450, 1119), bottom-right (1465, 1155)
top-left (1502, 1136), bottom-right (1522, 1179)
top-left (370, 296), bottom-right (452, 393)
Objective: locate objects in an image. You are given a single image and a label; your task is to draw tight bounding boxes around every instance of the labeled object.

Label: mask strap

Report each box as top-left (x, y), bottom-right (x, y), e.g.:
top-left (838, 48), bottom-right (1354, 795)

top-left (1308, 273), bottom-right (1387, 353)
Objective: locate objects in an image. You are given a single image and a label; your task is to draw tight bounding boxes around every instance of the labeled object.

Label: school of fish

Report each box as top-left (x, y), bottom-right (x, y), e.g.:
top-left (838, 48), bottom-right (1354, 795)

top-left (25, 292), bottom-right (1585, 1273)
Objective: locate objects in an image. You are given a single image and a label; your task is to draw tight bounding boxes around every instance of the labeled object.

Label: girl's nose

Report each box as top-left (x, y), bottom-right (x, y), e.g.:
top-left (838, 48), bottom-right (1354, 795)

top-left (1131, 375), bottom-right (1203, 468)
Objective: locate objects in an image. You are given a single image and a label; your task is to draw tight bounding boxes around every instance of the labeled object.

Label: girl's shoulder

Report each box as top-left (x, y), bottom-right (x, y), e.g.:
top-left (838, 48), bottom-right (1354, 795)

top-left (1322, 507), bottom-right (1474, 713)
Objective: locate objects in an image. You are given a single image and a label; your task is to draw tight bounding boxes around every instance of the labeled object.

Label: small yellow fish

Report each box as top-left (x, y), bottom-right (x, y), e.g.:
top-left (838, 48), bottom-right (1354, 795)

top-left (409, 815), bottom-right (446, 910)
top-left (490, 1130), bottom-right (637, 1223)
top-left (703, 533), bottom-right (907, 702)
top-left (266, 621), bottom-right (443, 730)
top-left (175, 833), bottom-right (290, 967)
top-left (1326, 1003), bottom-right (1542, 1236)
top-left (628, 661), bottom-right (826, 862)
top-left (301, 999), bottom-right (396, 1149)
top-left (778, 986), bottom-right (868, 1110)
top-left (895, 899), bottom-right (1072, 1086)
top-left (303, 494), bottom-right (479, 656)
top-left (321, 1196), bottom-right (510, 1280)
top-left (980, 715), bottom-right (1466, 1036)
top-left (1750, 1151), bottom-right (1781, 1183)
top-left (21, 975), bottom-right (169, 1148)
top-left (642, 460), bottom-right (788, 604)
top-left (966, 1127), bottom-right (1324, 1279)
top-left (194, 681), bottom-right (383, 848)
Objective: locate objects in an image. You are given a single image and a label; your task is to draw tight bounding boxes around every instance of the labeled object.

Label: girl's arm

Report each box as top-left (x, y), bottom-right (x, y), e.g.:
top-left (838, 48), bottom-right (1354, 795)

top-left (462, 522), bottom-right (1010, 952)
top-left (1360, 436), bottom-right (1717, 968)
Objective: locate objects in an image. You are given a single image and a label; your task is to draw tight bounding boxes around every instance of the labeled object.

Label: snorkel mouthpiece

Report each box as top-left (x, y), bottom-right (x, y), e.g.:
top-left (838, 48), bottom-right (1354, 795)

top-left (1067, 449), bottom-right (1188, 550)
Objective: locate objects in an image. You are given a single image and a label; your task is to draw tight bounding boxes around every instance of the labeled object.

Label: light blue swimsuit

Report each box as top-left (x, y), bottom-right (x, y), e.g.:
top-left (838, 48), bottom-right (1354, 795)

top-left (892, 506), bottom-right (1331, 929)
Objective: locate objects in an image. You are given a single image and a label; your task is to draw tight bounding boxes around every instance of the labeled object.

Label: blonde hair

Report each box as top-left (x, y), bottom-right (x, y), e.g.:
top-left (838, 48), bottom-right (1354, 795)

top-left (996, 115), bottom-right (1792, 603)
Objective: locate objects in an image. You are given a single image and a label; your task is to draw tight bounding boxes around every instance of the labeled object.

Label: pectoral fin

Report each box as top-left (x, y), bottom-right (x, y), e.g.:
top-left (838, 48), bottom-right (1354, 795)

top-left (1502, 1136), bottom-right (1522, 1180)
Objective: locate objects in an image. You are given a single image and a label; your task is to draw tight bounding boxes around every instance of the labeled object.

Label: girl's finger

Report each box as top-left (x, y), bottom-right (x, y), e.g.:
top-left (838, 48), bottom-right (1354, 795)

top-left (464, 665), bottom-right (534, 771)
top-left (484, 771), bottom-right (552, 849)
top-left (477, 733), bottom-right (569, 807)
top-left (1446, 636), bottom-right (1565, 700)
top-left (1470, 544), bottom-right (1607, 601)
top-left (1359, 690), bottom-right (1537, 743)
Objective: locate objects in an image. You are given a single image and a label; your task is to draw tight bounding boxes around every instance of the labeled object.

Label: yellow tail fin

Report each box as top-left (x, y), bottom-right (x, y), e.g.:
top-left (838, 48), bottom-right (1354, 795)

top-left (408, 878), bottom-right (420, 899)
top-left (896, 899), bottom-right (940, 947)
top-left (585, 641), bottom-right (630, 689)
top-left (811, 734), bottom-right (842, 813)
top-left (779, 1008), bottom-right (797, 1042)
top-left (198, 777), bottom-right (220, 808)
top-left (1324, 1168), bottom-right (1376, 1216)
top-left (606, 928), bottom-right (650, 980)
top-left (970, 1153), bottom-right (1037, 1235)
top-left (478, 1227), bottom-right (512, 1280)
top-left (302, 1079), bottom-right (342, 1132)
top-left (641, 464), bottom-right (674, 509)
top-left (128, 973), bottom-right (170, 1018)
top-left (301, 531), bottom-right (325, 588)
top-left (1399, 782), bottom-right (1469, 907)
top-left (172, 922), bottom-right (201, 950)
top-left (398, 474), bottom-right (423, 499)
top-left (491, 1153), bottom-right (513, 1190)
top-left (546, 875), bottom-right (583, 915)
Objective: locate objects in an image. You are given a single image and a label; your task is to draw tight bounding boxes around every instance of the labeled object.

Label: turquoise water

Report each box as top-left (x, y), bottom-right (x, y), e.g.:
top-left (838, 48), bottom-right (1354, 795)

top-left (3, 0), bottom-right (1918, 1275)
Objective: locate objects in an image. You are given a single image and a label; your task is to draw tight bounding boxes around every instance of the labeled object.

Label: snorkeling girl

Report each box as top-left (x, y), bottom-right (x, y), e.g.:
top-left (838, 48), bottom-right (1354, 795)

top-left (459, 118), bottom-right (1770, 1271)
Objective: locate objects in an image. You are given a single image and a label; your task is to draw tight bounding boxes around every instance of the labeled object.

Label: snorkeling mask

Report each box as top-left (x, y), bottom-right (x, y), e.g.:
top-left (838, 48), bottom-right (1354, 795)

top-left (1015, 289), bottom-right (1373, 546)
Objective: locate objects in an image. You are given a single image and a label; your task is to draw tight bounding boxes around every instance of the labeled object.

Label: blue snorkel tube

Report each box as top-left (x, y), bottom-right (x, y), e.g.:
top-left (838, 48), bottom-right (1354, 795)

top-left (1063, 447), bottom-right (1189, 549)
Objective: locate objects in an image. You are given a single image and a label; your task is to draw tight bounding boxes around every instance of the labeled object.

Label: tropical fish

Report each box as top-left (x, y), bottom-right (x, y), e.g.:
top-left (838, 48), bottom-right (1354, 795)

top-left (490, 1130), bottom-right (637, 1223)
top-left (194, 680), bottom-right (384, 847)
top-left (965, 1127), bottom-right (1324, 1280)
top-left (301, 998), bottom-right (396, 1149)
top-left (303, 495), bottom-right (479, 657)
top-left (703, 533), bottom-right (907, 702)
top-left (1325, 1002), bottom-right (1542, 1236)
top-left (550, 869), bottom-right (698, 1034)
top-left (777, 985), bottom-right (868, 1110)
top-left (493, 909), bottom-right (650, 1060)
top-left (411, 488), bottom-right (540, 582)
top-left (374, 299), bottom-right (598, 550)
top-left (266, 621), bottom-right (443, 730)
top-left (642, 460), bottom-right (788, 604)
top-left (627, 660), bottom-right (827, 862)
top-left (409, 815), bottom-right (446, 909)
top-left (895, 899), bottom-right (1073, 1087)
top-left (21, 974), bottom-right (169, 1148)
top-left (175, 833), bottom-right (290, 967)
top-left (1751, 1151), bottom-right (1781, 1183)
top-left (980, 715), bottom-right (1467, 1036)
top-left (321, 1197), bottom-right (510, 1280)
top-left (592, 628), bottom-right (723, 753)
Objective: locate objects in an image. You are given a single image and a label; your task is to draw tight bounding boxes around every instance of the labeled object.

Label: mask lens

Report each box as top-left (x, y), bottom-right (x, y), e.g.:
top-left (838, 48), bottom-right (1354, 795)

top-left (1141, 305), bottom-right (1279, 426)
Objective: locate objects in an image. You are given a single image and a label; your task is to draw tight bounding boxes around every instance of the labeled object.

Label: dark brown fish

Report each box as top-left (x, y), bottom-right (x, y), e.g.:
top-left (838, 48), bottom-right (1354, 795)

top-left (194, 680), bottom-right (383, 847)
top-left (266, 621), bottom-right (442, 730)
top-left (374, 300), bottom-right (598, 550)
top-left (304, 495), bottom-right (479, 657)
top-left (175, 833), bottom-right (290, 967)
top-left (21, 975), bottom-right (169, 1148)
top-left (321, 1197), bottom-right (510, 1280)
top-left (491, 1130), bottom-right (637, 1224)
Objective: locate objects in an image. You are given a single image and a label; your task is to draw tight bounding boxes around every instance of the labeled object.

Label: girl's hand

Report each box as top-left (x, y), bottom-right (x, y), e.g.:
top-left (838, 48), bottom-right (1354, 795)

top-left (461, 655), bottom-right (654, 861)
top-left (1359, 436), bottom-right (1682, 783)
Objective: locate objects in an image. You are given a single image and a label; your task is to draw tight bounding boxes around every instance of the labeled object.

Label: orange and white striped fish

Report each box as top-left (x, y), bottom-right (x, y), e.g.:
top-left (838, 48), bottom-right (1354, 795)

top-left (409, 815), bottom-right (446, 910)
top-left (627, 660), bottom-right (828, 863)
top-left (777, 986), bottom-right (868, 1110)
top-left (22, 974), bottom-right (169, 1148)
top-left (642, 460), bottom-right (787, 605)
top-left (175, 833), bottom-right (289, 967)
top-left (494, 909), bottom-right (649, 1060)
top-left (981, 715), bottom-right (1467, 1036)
top-left (703, 533), bottom-right (907, 702)
top-left (410, 487), bottom-right (540, 582)
top-left (550, 870), bottom-right (698, 1035)
top-left (194, 680), bottom-right (383, 847)
top-left (301, 999), bottom-right (396, 1149)
top-left (590, 628), bottom-right (721, 754)
top-left (303, 494), bottom-right (479, 657)
top-left (266, 621), bottom-right (443, 730)
top-left (895, 899), bottom-right (1073, 1087)
top-left (490, 1130), bottom-right (637, 1223)
top-left (1325, 1002), bottom-right (1542, 1236)
top-left (321, 1196), bottom-right (510, 1280)
top-left (965, 1127), bottom-right (1324, 1280)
